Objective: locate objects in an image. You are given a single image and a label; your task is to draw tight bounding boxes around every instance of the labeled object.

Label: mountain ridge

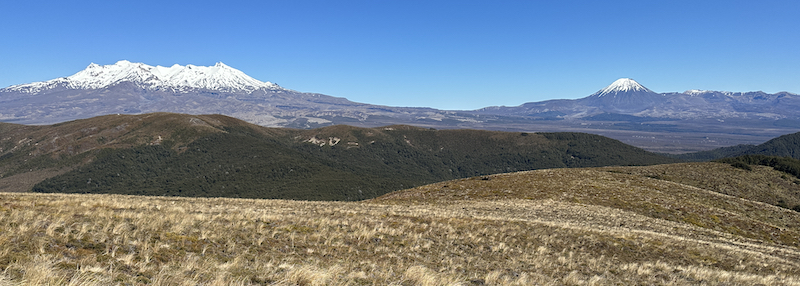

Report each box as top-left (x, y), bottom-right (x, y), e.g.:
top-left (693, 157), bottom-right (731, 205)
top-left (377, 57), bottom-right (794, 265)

top-left (2, 62), bottom-right (799, 153)
top-left (4, 60), bottom-right (283, 94)
top-left (473, 78), bottom-right (800, 120)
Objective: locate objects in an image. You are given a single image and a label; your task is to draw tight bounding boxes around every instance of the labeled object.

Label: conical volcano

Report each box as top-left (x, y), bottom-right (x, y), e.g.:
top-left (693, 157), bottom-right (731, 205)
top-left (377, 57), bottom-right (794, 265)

top-left (578, 78), bottom-right (664, 112)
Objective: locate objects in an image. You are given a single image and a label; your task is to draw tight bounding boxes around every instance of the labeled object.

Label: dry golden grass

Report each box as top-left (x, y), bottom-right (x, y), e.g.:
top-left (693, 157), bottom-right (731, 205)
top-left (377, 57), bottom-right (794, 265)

top-left (603, 162), bottom-right (800, 208)
top-left (2, 164), bottom-right (800, 285)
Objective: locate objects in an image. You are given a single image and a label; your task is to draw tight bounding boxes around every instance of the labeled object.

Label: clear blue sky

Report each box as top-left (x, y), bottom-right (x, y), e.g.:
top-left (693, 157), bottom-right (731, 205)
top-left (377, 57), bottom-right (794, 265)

top-left (1, 0), bottom-right (798, 110)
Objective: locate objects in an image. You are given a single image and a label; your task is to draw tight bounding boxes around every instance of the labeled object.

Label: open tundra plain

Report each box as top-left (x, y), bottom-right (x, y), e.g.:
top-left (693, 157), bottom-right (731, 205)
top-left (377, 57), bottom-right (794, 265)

top-left (2, 162), bottom-right (800, 285)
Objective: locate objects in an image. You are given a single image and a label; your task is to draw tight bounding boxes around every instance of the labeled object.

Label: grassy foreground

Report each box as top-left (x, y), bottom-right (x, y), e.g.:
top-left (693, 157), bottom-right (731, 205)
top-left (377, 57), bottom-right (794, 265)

top-left (2, 165), bottom-right (800, 285)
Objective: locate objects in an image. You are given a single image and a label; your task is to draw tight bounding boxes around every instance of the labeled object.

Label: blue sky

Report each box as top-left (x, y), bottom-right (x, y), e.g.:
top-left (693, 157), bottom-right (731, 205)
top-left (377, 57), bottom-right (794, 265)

top-left (1, 0), bottom-right (798, 110)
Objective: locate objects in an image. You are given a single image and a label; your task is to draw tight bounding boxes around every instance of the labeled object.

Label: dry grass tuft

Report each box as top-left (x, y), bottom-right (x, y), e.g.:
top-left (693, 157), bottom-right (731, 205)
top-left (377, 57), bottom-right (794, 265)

top-left (2, 163), bottom-right (800, 284)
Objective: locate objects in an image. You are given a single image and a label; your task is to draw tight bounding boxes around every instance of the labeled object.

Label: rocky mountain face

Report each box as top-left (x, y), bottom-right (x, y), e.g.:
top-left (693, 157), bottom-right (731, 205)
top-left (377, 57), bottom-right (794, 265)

top-left (2, 62), bottom-right (799, 153)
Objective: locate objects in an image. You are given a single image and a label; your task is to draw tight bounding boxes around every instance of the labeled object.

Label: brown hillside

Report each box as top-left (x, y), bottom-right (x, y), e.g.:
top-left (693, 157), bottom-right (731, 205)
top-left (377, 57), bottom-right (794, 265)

top-left (3, 164), bottom-right (800, 284)
top-left (373, 164), bottom-right (800, 249)
top-left (603, 162), bottom-right (800, 210)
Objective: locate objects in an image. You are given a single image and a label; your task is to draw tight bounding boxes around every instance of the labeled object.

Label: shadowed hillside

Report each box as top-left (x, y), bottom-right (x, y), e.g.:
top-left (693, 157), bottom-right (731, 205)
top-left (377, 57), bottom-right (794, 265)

top-left (1, 113), bottom-right (679, 200)
top-left (744, 131), bottom-right (800, 159)
top-left (673, 131), bottom-right (800, 161)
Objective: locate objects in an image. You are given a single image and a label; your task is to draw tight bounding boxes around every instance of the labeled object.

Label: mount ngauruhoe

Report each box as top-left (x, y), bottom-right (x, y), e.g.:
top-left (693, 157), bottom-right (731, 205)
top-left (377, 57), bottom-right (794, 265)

top-left (2, 61), bottom-right (799, 152)
top-left (475, 77), bottom-right (800, 120)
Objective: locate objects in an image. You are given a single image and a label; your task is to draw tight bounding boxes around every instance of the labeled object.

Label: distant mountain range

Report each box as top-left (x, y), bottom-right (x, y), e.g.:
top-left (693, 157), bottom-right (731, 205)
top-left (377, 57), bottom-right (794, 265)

top-left (0, 60), bottom-right (476, 128)
top-left (2, 61), bottom-right (799, 152)
top-left (474, 77), bottom-right (800, 120)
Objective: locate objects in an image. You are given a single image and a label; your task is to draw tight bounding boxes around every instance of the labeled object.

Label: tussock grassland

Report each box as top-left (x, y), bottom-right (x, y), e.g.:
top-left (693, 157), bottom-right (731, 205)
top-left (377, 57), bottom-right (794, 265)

top-left (2, 164), bottom-right (800, 285)
top-left (603, 162), bottom-right (800, 211)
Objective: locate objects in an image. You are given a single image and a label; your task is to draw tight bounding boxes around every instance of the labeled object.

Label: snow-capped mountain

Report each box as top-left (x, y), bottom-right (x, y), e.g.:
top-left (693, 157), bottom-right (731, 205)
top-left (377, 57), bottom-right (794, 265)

top-left (592, 78), bottom-right (654, 96)
top-left (1, 63), bottom-right (799, 153)
top-left (474, 78), bottom-right (800, 120)
top-left (0, 61), bottom-right (481, 128)
top-left (4, 60), bottom-right (283, 94)
top-left (579, 78), bottom-right (664, 113)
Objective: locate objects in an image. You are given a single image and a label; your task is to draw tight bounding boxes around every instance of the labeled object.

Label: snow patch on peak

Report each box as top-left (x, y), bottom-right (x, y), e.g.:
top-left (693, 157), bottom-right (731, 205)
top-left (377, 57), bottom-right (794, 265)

top-left (595, 78), bottom-right (653, 96)
top-left (4, 61), bottom-right (283, 94)
top-left (684, 89), bottom-right (711, 96)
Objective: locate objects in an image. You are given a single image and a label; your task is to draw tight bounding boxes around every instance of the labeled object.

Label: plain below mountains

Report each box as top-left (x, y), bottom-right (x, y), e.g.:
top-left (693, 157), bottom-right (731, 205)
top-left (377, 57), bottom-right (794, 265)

top-left (0, 113), bottom-right (678, 200)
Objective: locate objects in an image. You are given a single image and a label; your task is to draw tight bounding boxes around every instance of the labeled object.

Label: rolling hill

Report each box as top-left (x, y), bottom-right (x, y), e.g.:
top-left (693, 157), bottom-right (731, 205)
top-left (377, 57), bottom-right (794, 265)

top-left (739, 131), bottom-right (800, 159)
top-left (1, 162), bottom-right (799, 284)
top-left (0, 113), bottom-right (678, 200)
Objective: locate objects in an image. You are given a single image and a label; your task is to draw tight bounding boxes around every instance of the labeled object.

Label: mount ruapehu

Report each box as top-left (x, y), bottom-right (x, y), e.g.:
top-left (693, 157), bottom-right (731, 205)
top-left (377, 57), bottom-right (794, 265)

top-left (2, 61), bottom-right (799, 152)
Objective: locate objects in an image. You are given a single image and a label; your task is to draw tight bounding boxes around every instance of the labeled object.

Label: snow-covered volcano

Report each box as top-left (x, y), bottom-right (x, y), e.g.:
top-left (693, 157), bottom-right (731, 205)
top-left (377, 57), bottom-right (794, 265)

top-left (578, 78), bottom-right (664, 112)
top-left (4, 60), bottom-right (283, 94)
top-left (592, 78), bottom-right (654, 96)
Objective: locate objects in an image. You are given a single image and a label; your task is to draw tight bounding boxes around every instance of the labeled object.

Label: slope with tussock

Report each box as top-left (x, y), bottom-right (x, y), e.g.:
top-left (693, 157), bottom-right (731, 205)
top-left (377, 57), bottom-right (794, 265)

top-left (2, 163), bottom-right (800, 285)
top-left (375, 167), bottom-right (800, 248)
top-left (602, 162), bottom-right (800, 211)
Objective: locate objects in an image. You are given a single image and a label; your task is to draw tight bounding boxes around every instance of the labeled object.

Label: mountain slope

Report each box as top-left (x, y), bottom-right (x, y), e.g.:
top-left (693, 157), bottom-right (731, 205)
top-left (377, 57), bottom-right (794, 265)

top-left (473, 78), bottom-right (800, 120)
top-left (4, 60), bottom-right (282, 94)
top-left (374, 163), bottom-right (800, 249)
top-left (0, 113), bottom-right (679, 200)
top-left (603, 162), bottom-right (800, 211)
top-left (0, 61), bottom-right (485, 128)
top-left (4, 171), bottom-right (800, 284)
top-left (743, 131), bottom-right (800, 159)
top-left (577, 78), bottom-right (666, 113)
top-left (673, 131), bottom-right (800, 161)
top-left (3, 63), bottom-right (799, 153)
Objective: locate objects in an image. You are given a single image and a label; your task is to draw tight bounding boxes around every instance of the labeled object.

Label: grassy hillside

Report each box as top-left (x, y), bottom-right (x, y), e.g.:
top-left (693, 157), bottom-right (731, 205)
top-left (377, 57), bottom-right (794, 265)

top-left (0, 113), bottom-right (679, 200)
top-left (2, 162), bottom-right (800, 284)
top-left (603, 161), bottom-right (800, 214)
top-left (378, 164), bottom-right (800, 249)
